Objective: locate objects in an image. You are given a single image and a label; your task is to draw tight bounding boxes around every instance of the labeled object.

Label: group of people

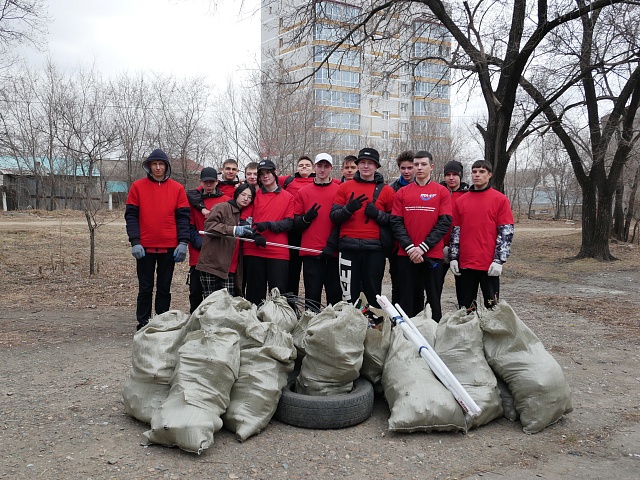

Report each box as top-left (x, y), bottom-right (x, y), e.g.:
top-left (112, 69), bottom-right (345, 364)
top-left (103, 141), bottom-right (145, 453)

top-left (125, 147), bottom-right (514, 331)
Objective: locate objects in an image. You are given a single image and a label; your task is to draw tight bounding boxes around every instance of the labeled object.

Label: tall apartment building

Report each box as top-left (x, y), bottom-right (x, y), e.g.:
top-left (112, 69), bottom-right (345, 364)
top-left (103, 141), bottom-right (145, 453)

top-left (261, 1), bottom-right (451, 169)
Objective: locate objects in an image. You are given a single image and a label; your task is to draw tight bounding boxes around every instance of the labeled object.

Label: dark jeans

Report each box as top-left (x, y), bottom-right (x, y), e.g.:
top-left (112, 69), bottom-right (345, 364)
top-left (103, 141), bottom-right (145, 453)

top-left (339, 249), bottom-right (386, 308)
top-left (136, 252), bottom-right (175, 327)
top-left (302, 255), bottom-right (342, 311)
top-left (396, 256), bottom-right (444, 321)
top-left (188, 266), bottom-right (203, 314)
top-left (456, 268), bottom-right (500, 310)
top-left (244, 256), bottom-right (288, 306)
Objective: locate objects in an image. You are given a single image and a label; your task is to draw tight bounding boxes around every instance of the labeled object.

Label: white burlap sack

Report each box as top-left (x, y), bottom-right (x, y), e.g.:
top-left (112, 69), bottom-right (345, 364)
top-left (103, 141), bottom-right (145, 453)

top-left (257, 288), bottom-right (298, 334)
top-left (382, 308), bottom-right (466, 433)
top-left (291, 310), bottom-right (314, 358)
top-left (435, 309), bottom-right (503, 429)
top-left (296, 302), bottom-right (368, 396)
top-left (143, 329), bottom-right (240, 454)
top-left (122, 310), bottom-right (190, 423)
top-left (198, 289), bottom-right (260, 341)
top-left (480, 301), bottom-right (572, 434)
top-left (223, 322), bottom-right (297, 441)
top-left (360, 305), bottom-right (391, 387)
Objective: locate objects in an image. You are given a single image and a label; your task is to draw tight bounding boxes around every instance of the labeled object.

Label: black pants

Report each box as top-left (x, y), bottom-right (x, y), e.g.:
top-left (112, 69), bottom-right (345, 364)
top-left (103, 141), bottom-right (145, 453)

top-left (135, 252), bottom-right (175, 327)
top-left (456, 268), bottom-right (500, 310)
top-left (438, 261), bottom-right (450, 295)
top-left (302, 256), bottom-right (342, 311)
top-left (287, 232), bottom-right (303, 297)
top-left (244, 256), bottom-right (288, 306)
top-left (339, 249), bottom-right (385, 308)
top-left (396, 256), bottom-right (444, 321)
top-left (188, 266), bottom-right (203, 314)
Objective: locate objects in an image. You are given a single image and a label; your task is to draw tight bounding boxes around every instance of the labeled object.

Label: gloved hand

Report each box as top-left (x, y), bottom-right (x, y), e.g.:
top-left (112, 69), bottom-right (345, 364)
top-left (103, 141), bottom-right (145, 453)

top-left (442, 246), bottom-right (450, 263)
top-left (450, 260), bottom-right (461, 276)
top-left (253, 235), bottom-right (267, 248)
top-left (303, 203), bottom-right (321, 223)
top-left (234, 225), bottom-right (252, 237)
top-left (131, 244), bottom-right (145, 260)
top-left (345, 192), bottom-right (368, 213)
top-left (173, 242), bottom-right (188, 262)
top-left (364, 202), bottom-right (379, 220)
top-left (253, 221), bottom-right (271, 232)
top-left (487, 262), bottom-right (503, 276)
top-left (319, 246), bottom-right (334, 259)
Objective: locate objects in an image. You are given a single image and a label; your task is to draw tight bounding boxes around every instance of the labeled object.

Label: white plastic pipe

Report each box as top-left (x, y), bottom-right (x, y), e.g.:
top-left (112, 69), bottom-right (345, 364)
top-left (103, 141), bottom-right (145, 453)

top-left (199, 231), bottom-right (322, 254)
top-left (376, 295), bottom-right (481, 417)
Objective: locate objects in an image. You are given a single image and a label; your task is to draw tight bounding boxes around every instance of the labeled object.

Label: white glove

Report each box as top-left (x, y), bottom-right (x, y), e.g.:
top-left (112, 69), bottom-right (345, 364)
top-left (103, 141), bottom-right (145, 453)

top-left (487, 262), bottom-right (503, 276)
top-left (449, 260), bottom-right (461, 276)
top-left (442, 246), bottom-right (450, 263)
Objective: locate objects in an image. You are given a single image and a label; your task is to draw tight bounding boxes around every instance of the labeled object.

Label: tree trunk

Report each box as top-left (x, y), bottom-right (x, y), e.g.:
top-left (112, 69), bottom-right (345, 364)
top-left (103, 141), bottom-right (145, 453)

top-left (623, 163), bottom-right (640, 241)
top-left (611, 178), bottom-right (625, 240)
top-left (577, 180), bottom-right (597, 258)
top-left (578, 182), bottom-right (616, 260)
top-left (85, 210), bottom-right (96, 275)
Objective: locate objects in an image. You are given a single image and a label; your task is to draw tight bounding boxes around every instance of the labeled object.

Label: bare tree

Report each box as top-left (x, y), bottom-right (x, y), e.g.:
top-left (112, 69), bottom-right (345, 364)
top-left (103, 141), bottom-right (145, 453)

top-left (53, 66), bottom-right (120, 274)
top-left (0, 0), bottom-right (47, 74)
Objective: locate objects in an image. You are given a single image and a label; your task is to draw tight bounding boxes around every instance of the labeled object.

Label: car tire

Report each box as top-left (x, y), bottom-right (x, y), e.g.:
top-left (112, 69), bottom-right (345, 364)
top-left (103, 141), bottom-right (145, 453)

top-left (274, 375), bottom-right (374, 429)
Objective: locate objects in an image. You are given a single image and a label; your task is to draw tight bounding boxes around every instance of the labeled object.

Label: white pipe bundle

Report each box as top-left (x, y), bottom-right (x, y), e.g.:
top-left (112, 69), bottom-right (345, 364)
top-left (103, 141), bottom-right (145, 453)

top-left (376, 295), bottom-right (481, 417)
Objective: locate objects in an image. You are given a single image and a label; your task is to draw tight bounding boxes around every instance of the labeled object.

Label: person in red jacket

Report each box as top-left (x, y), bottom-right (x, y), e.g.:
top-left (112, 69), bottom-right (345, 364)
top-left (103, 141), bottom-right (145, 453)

top-left (242, 159), bottom-right (295, 306)
top-left (390, 151), bottom-right (452, 320)
top-left (438, 160), bottom-right (469, 293)
top-left (293, 153), bottom-right (342, 311)
top-left (449, 160), bottom-right (514, 311)
top-left (330, 147), bottom-right (395, 308)
top-left (186, 167), bottom-right (229, 313)
top-left (279, 155), bottom-right (316, 304)
top-left (218, 158), bottom-right (240, 197)
top-left (125, 148), bottom-right (190, 331)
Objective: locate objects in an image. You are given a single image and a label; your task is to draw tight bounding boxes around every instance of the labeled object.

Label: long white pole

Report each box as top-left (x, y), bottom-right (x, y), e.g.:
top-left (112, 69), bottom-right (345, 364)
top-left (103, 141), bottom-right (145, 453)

top-left (376, 295), bottom-right (481, 417)
top-left (199, 231), bottom-right (323, 255)
top-left (395, 303), bottom-right (481, 417)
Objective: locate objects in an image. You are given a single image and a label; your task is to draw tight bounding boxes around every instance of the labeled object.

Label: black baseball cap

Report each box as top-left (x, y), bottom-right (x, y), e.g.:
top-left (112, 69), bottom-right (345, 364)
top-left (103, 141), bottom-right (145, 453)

top-left (356, 147), bottom-right (380, 167)
top-left (258, 159), bottom-right (277, 172)
top-left (200, 167), bottom-right (218, 181)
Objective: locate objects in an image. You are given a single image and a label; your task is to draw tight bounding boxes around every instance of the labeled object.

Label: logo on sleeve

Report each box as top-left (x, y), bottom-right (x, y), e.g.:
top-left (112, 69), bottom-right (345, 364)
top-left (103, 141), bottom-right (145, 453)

top-left (420, 193), bottom-right (437, 201)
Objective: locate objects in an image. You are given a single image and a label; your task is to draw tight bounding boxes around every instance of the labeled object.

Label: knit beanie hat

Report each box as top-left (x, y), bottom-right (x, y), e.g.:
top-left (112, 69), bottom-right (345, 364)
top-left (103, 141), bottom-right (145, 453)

top-left (443, 160), bottom-right (463, 177)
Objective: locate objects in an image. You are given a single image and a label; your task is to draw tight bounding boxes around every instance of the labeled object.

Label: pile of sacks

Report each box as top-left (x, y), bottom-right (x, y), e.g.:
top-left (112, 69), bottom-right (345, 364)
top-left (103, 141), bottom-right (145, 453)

top-left (122, 288), bottom-right (299, 454)
top-left (381, 301), bottom-right (573, 434)
top-left (122, 290), bottom-right (572, 454)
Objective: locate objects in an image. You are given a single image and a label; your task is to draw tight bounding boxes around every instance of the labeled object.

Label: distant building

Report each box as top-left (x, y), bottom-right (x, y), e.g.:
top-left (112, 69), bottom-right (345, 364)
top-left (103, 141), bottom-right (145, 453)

top-left (261, 0), bottom-right (451, 168)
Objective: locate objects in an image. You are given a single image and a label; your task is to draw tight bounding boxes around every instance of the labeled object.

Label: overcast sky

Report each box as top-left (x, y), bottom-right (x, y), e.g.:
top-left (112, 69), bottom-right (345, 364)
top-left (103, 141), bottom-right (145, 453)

top-left (22, 0), bottom-right (261, 87)
top-left (21, 0), bottom-right (481, 125)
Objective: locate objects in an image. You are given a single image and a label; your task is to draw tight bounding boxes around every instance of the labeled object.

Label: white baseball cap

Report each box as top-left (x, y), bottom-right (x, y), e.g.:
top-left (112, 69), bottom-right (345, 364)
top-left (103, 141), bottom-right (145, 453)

top-left (314, 153), bottom-right (333, 165)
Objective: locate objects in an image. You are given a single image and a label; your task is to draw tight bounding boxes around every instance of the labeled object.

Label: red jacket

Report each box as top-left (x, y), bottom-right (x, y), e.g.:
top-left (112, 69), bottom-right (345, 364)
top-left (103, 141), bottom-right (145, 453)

top-left (294, 181), bottom-right (341, 256)
top-left (391, 180), bottom-right (452, 259)
top-left (243, 187), bottom-right (295, 260)
top-left (125, 177), bottom-right (190, 249)
top-left (452, 187), bottom-right (514, 270)
top-left (279, 174), bottom-right (316, 198)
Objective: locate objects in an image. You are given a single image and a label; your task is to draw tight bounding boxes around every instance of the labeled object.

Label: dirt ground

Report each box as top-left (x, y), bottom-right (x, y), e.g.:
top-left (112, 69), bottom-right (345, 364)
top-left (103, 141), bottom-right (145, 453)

top-left (1, 210), bottom-right (639, 479)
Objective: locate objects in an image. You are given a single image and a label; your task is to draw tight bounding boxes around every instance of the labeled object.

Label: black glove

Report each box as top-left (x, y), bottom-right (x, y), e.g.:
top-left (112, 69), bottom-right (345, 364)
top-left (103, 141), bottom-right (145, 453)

top-left (253, 235), bottom-right (267, 248)
top-left (319, 246), bottom-right (334, 260)
top-left (364, 202), bottom-right (379, 220)
top-left (253, 221), bottom-right (271, 232)
top-left (303, 203), bottom-right (321, 223)
top-left (345, 192), bottom-right (368, 213)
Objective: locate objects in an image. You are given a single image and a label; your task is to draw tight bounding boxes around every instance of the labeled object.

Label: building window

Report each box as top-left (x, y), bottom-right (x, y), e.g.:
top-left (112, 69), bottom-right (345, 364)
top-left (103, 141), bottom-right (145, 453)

top-left (400, 103), bottom-right (408, 112)
top-left (382, 130), bottom-right (389, 140)
top-left (400, 123), bottom-right (408, 132)
top-left (401, 83), bottom-right (408, 93)
top-left (383, 111), bottom-right (389, 120)
top-left (382, 90), bottom-right (389, 100)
